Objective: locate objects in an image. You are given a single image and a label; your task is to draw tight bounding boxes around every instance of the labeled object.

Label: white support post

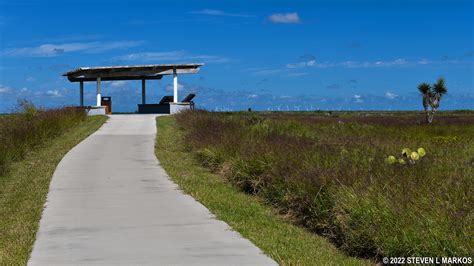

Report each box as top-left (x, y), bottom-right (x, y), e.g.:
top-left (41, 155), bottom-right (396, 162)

top-left (79, 81), bottom-right (84, 107)
top-left (141, 79), bottom-right (146, 104)
top-left (96, 77), bottom-right (101, 106)
top-left (173, 69), bottom-right (178, 103)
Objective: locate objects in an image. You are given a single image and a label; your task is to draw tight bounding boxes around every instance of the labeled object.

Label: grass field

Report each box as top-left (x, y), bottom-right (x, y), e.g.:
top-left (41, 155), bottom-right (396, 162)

top-left (0, 107), bottom-right (107, 265)
top-left (155, 116), bottom-right (370, 265)
top-left (0, 103), bottom-right (89, 174)
top-left (169, 110), bottom-right (473, 261)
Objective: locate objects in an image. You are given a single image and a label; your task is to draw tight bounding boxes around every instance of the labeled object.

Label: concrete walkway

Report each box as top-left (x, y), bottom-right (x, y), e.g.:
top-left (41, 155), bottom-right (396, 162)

top-left (29, 115), bottom-right (276, 265)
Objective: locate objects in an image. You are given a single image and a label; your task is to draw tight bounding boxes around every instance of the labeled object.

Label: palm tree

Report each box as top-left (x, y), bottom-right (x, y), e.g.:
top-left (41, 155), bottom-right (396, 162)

top-left (431, 78), bottom-right (447, 110)
top-left (418, 78), bottom-right (448, 123)
top-left (417, 82), bottom-right (431, 112)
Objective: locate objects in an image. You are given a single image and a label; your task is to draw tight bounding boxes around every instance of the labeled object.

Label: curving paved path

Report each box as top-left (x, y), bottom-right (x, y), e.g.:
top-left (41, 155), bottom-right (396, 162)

top-left (29, 115), bottom-right (276, 266)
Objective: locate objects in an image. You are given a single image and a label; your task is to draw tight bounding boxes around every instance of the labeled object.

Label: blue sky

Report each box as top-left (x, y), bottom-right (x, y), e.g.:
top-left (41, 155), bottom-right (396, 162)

top-left (0, 0), bottom-right (473, 112)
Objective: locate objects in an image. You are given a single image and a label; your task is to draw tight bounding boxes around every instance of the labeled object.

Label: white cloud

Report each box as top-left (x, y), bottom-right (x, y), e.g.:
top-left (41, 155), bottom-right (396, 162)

top-left (390, 58), bottom-right (406, 65)
top-left (189, 9), bottom-right (254, 18)
top-left (287, 59), bottom-right (316, 68)
top-left (110, 80), bottom-right (127, 88)
top-left (286, 58), bottom-right (428, 71)
top-left (341, 58), bottom-right (408, 68)
top-left (0, 85), bottom-right (29, 95)
top-left (268, 12), bottom-right (300, 24)
top-left (25, 76), bottom-right (35, 82)
top-left (385, 92), bottom-right (399, 99)
top-left (187, 54), bottom-right (230, 63)
top-left (418, 59), bottom-right (430, 64)
top-left (105, 81), bottom-right (133, 92)
top-left (249, 57), bottom-right (443, 77)
top-left (115, 50), bottom-right (229, 63)
top-left (46, 89), bottom-right (62, 97)
top-left (166, 83), bottom-right (185, 91)
top-left (248, 94), bottom-right (258, 98)
top-left (353, 94), bottom-right (364, 103)
top-left (3, 40), bottom-right (144, 57)
top-left (0, 84), bottom-right (11, 93)
top-left (115, 51), bottom-right (184, 61)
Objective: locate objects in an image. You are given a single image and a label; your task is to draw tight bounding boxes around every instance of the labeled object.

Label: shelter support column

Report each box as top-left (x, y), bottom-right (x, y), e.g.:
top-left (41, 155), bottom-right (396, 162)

top-left (141, 79), bottom-right (146, 104)
top-left (96, 77), bottom-right (101, 106)
top-left (173, 69), bottom-right (178, 103)
top-left (79, 81), bottom-right (84, 107)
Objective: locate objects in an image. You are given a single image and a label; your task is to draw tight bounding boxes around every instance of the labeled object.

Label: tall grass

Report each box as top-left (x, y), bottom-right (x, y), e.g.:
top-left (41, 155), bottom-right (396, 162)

top-left (175, 110), bottom-right (473, 259)
top-left (0, 101), bottom-right (87, 174)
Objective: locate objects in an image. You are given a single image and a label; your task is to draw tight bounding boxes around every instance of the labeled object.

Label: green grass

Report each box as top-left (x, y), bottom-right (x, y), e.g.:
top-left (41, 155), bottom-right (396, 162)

top-left (0, 104), bottom-right (89, 174)
top-left (155, 116), bottom-right (370, 265)
top-left (171, 110), bottom-right (473, 260)
top-left (0, 115), bottom-right (107, 265)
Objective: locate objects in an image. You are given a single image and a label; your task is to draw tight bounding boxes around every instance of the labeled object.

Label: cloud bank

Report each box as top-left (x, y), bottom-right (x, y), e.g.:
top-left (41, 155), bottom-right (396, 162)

top-left (114, 50), bottom-right (229, 63)
top-left (2, 41), bottom-right (144, 57)
top-left (268, 12), bottom-right (300, 24)
top-left (189, 9), bottom-right (254, 18)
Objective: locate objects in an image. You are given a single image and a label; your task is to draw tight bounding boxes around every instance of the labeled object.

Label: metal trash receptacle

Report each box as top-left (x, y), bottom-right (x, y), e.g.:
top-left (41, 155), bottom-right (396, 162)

top-left (101, 96), bottom-right (112, 114)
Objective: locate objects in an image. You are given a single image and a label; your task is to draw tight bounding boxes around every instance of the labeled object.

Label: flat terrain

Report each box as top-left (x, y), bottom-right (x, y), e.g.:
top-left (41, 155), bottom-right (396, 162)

top-left (29, 115), bottom-right (275, 265)
top-left (172, 111), bottom-right (473, 259)
top-left (155, 115), bottom-right (370, 265)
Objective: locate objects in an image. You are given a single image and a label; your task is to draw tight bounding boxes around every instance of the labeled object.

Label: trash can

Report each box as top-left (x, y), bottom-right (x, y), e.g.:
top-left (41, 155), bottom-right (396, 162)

top-left (101, 96), bottom-right (112, 114)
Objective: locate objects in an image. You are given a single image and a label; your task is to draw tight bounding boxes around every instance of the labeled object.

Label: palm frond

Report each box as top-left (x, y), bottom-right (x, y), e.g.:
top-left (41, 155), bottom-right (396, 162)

top-left (433, 77), bottom-right (447, 95)
top-left (417, 82), bottom-right (431, 95)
